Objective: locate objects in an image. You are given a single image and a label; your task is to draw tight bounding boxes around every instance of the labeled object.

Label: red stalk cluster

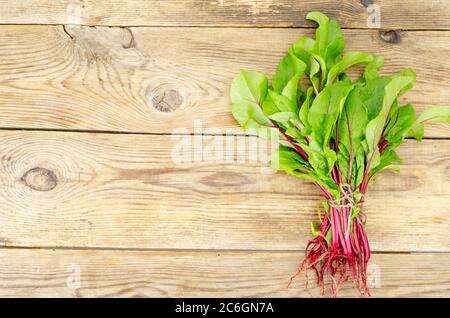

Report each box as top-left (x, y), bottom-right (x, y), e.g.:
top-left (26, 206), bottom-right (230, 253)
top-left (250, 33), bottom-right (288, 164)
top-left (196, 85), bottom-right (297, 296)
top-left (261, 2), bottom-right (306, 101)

top-left (274, 120), bottom-right (375, 297)
top-left (288, 185), bottom-right (372, 297)
top-left (291, 169), bottom-right (372, 296)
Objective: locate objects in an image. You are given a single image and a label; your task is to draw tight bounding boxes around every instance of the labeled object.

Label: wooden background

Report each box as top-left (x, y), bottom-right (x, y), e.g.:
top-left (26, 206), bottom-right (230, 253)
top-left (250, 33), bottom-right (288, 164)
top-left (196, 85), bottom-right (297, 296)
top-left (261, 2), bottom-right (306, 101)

top-left (0, 0), bottom-right (449, 297)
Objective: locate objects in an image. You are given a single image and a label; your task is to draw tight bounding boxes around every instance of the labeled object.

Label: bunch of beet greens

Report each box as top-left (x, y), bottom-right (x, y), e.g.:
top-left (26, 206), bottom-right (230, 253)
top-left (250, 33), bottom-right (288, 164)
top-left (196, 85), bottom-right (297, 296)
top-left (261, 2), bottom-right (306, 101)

top-left (230, 11), bottom-right (450, 297)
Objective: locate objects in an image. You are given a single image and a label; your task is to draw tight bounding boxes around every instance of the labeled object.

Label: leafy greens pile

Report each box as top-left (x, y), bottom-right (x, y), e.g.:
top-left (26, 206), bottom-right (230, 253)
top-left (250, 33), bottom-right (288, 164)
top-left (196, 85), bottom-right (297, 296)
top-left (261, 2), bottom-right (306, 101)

top-left (230, 11), bottom-right (450, 297)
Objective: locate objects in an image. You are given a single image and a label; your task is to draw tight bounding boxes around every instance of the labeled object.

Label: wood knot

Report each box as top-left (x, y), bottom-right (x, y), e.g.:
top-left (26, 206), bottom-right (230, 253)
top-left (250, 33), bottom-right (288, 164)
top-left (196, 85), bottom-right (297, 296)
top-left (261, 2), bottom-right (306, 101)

top-left (360, 0), bottom-right (373, 7)
top-left (379, 30), bottom-right (401, 44)
top-left (21, 167), bottom-right (58, 192)
top-left (149, 89), bottom-right (183, 113)
top-left (121, 27), bottom-right (136, 49)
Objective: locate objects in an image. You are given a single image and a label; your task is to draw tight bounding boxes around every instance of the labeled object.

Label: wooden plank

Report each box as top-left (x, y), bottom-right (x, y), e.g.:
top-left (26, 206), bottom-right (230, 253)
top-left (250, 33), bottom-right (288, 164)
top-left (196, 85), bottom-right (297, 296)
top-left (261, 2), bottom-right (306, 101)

top-left (0, 248), bottom-right (448, 297)
top-left (0, 131), bottom-right (448, 252)
top-left (0, 26), bottom-right (449, 137)
top-left (0, 0), bottom-right (449, 30)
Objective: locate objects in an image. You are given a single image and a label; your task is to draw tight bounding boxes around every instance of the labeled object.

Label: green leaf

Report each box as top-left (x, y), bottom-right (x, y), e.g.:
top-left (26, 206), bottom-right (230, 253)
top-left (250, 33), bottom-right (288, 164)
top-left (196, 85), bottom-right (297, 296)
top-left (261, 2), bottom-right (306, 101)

top-left (337, 143), bottom-right (350, 182)
top-left (308, 86), bottom-right (331, 147)
top-left (360, 77), bottom-right (391, 120)
top-left (268, 89), bottom-right (299, 114)
top-left (416, 106), bottom-right (450, 124)
top-left (327, 51), bottom-right (374, 85)
top-left (299, 87), bottom-right (314, 131)
top-left (306, 11), bottom-right (344, 69)
top-left (365, 71), bottom-right (416, 171)
top-left (261, 93), bottom-right (279, 117)
top-left (369, 149), bottom-right (401, 177)
top-left (231, 70), bottom-right (268, 106)
top-left (271, 145), bottom-right (309, 174)
top-left (309, 55), bottom-right (321, 79)
top-left (382, 101), bottom-right (399, 139)
top-left (272, 49), bottom-right (306, 95)
top-left (364, 55), bottom-right (384, 82)
top-left (291, 36), bottom-right (316, 73)
top-left (407, 106), bottom-right (450, 141)
top-left (337, 143), bottom-right (365, 189)
top-left (352, 146), bottom-right (366, 188)
top-left (364, 68), bottom-right (415, 121)
top-left (268, 112), bottom-right (294, 122)
top-left (281, 74), bottom-right (301, 102)
top-left (304, 138), bottom-right (337, 183)
top-left (271, 145), bottom-right (338, 193)
top-left (268, 112), bottom-right (296, 128)
top-left (407, 123), bottom-right (425, 141)
top-left (308, 81), bottom-right (353, 148)
top-left (285, 126), bottom-right (303, 140)
top-left (309, 55), bottom-right (321, 94)
top-left (338, 88), bottom-right (368, 154)
top-left (396, 68), bottom-right (416, 96)
top-left (385, 104), bottom-right (416, 147)
top-left (231, 71), bottom-right (272, 131)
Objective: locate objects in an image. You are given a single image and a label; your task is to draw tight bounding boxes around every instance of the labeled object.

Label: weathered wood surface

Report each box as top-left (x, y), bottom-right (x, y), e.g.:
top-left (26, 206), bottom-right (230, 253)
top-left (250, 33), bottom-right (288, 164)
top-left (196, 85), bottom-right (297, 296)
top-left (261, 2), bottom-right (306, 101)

top-left (0, 0), bottom-right (449, 298)
top-left (0, 249), bottom-right (448, 297)
top-left (0, 0), bottom-right (449, 30)
top-left (0, 131), bottom-right (448, 252)
top-left (0, 26), bottom-right (449, 137)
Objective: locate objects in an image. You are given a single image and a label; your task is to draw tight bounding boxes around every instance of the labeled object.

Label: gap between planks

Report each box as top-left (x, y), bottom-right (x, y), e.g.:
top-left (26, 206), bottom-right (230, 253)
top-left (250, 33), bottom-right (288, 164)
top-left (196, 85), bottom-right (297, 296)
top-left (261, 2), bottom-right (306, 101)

top-left (2, 245), bottom-right (443, 255)
top-left (2, 23), bottom-right (450, 32)
top-left (0, 127), bottom-right (448, 140)
top-left (0, 0), bottom-right (449, 30)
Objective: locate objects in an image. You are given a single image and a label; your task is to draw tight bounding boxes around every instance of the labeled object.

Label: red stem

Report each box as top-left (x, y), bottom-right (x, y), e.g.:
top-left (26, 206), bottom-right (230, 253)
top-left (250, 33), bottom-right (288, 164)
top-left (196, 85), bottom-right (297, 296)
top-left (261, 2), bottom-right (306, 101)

top-left (351, 219), bottom-right (361, 254)
top-left (332, 207), bottom-right (348, 255)
top-left (271, 121), bottom-right (309, 161)
top-left (314, 182), bottom-right (333, 200)
top-left (330, 207), bottom-right (339, 250)
top-left (358, 224), bottom-right (371, 262)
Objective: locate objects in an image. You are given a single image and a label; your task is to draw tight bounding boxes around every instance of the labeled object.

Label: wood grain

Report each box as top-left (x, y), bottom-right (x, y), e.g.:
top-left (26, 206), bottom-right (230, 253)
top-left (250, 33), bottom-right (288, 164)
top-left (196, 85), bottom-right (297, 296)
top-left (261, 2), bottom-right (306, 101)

top-left (0, 25), bottom-right (449, 137)
top-left (0, 131), bottom-right (448, 252)
top-left (0, 0), bottom-right (449, 29)
top-left (0, 248), bottom-right (448, 297)
top-left (0, 0), bottom-right (448, 299)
